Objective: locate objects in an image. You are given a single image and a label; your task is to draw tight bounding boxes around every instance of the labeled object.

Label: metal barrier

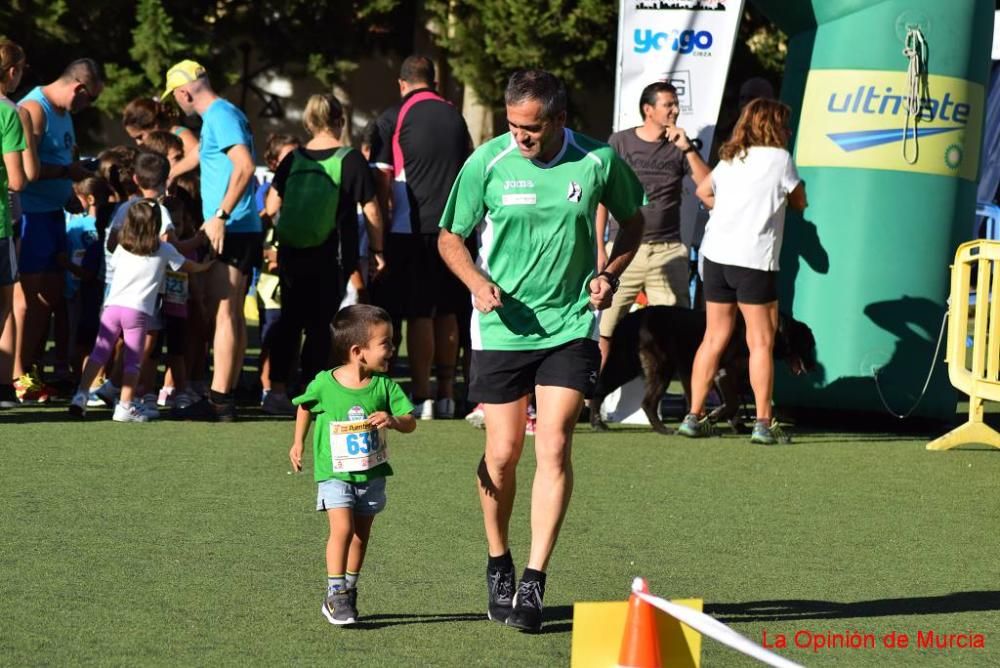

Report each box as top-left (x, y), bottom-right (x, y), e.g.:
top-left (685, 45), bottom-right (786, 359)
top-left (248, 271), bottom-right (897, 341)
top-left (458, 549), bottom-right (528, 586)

top-left (927, 240), bottom-right (1000, 450)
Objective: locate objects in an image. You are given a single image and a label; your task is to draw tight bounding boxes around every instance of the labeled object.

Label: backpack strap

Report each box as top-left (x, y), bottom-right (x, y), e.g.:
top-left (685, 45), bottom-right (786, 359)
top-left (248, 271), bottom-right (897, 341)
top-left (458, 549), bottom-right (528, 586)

top-left (391, 91), bottom-right (447, 179)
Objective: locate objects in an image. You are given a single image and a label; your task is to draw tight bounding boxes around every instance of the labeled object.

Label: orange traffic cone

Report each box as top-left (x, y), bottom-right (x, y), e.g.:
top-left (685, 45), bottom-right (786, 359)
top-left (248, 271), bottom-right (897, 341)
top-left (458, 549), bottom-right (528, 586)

top-left (617, 577), bottom-right (661, 668)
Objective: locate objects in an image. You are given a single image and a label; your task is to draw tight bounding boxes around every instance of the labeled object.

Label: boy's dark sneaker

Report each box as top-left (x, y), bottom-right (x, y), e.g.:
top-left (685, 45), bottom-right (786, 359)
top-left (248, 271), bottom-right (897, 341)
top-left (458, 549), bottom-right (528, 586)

top-left (486, 564), bottom-right (515, 623)
top-left (347, 587), bottom-right (358, 619)
top-left (172, 397), bottom-right (236, 423)
top-left (321, 590), bottom-right (357, 625)
top-left (507, 578), bottom-right (545, 633)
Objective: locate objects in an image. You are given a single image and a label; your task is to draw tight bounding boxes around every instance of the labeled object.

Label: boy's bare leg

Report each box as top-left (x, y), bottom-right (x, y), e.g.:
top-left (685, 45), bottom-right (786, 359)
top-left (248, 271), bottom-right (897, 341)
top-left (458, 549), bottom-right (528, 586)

top-left (346, 514), bottom-right (376, 576)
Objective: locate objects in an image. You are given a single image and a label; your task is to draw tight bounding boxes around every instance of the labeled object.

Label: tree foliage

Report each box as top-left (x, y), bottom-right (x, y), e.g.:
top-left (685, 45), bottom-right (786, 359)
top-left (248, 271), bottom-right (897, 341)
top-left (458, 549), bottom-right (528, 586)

top-left (425, 0), bottom-right (617, 111)
top-left (0, 0), bottom-right (404, 119)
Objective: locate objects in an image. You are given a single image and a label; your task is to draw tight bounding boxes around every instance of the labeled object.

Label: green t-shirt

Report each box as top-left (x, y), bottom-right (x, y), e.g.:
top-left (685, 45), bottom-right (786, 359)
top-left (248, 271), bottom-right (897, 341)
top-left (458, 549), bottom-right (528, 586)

top-left (439, 129), bottom-right (644, 351)
top-left (0, 101), bottom-right (26, 239)
top-left (293, 369), bottom-right (414, 483)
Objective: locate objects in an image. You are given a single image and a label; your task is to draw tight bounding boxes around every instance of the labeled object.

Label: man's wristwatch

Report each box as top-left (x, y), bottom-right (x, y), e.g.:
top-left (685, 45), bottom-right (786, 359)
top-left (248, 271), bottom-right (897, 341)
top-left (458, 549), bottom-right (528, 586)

top-left (213, 208), bottom-right (230, 221)
top-left (597, 271), bottom-right (620, 293)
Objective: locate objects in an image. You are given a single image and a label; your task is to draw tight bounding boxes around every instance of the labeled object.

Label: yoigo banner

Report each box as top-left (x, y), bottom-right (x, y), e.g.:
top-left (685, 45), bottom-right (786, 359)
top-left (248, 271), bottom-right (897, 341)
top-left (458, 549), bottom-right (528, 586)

top-left (613, 0), bottom-right (745, 244)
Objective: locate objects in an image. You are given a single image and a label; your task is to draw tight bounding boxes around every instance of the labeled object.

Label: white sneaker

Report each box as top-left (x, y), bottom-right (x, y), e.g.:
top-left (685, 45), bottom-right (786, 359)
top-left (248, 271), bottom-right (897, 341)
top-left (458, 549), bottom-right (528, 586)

top-left (86, 390), bottom-right (106, 408)
top-left (434, 397), bottom-right (456, 419)
top-left (113, 402), bottom-right (149, 423)
top-left (157, 386), bottom-right (176, 407)
top-left (141, 393), bottom-right (160, 419)
top-left (94, 380), bottom-right (120, 407)
top-left (414, 398), bottom-right (435, 421)
top-left (465, 403), bottom-right (486, 429)
top-left (69, 391), bottom-right (88, 417)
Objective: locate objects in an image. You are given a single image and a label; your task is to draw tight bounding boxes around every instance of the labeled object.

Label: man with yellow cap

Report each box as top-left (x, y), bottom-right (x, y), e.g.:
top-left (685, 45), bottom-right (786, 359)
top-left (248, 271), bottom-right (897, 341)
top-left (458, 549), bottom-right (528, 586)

top-left (163, 60), bottom-right (259, 422)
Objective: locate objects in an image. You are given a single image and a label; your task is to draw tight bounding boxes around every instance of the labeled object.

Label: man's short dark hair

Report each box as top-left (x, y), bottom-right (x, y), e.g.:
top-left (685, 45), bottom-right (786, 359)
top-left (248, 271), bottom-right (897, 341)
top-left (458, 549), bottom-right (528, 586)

top-left (505, 69), bottom-right (567, 120)
top-left (638, 81), bottom-right (678, 117)
top-left (133, 150), bottom-right (170, 190)
top-left (332, 304), bottom-right (393, 363)
top-left (399, 55), bottom-right (435, 86)
top-left (61, 58), bottom-right (103, 87)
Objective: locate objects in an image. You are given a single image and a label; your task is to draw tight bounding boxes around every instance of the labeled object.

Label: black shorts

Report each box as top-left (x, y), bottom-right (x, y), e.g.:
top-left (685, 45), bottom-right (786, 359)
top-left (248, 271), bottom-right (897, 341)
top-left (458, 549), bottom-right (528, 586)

top-left (219, 231), bottom-right (264, 276)
top-left (161, 314), bottom-right (186, 357)
top-left (468, 338), bottom-right (600, 404)
top-left (373, 233), bottom-right (469, 319)
top-left (702, 257), bottom-right (777, 305)
top-left (0, 237), bottom-right (16, 286)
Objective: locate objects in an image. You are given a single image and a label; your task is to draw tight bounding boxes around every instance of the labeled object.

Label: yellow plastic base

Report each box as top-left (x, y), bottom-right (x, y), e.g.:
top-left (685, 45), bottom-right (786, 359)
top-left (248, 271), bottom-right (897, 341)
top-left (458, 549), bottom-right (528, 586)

top-left (927, 421), bottom-right (1000, 450)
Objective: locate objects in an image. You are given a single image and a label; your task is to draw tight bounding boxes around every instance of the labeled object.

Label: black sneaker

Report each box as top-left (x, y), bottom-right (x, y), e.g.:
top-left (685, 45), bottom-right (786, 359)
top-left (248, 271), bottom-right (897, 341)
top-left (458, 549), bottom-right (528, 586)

top-left (507, 578), bottom-right (545, 633)
top-left (321, 590), bottom-right (356, 625)
top-left (0, 383), bottom-right (19, 409)
top-left (172, 397), bottom-right (236, 422)
top-left (486, 565), bottom-right (515, 623)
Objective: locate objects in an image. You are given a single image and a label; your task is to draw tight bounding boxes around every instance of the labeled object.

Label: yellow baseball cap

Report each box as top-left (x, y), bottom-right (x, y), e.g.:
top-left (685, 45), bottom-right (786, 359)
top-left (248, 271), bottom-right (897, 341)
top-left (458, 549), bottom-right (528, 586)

top-left (161, 60), bottom-right (206, 100)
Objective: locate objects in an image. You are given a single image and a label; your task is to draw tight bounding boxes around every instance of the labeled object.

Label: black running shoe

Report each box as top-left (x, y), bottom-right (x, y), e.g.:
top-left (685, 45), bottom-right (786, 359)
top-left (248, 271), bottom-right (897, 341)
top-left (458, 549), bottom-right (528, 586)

top-left (507, 578), bottom-right (545, 633)
top-left (172, 397), bottom-right (236, 422)
top-left (486, 565), bottom-right (515, 623)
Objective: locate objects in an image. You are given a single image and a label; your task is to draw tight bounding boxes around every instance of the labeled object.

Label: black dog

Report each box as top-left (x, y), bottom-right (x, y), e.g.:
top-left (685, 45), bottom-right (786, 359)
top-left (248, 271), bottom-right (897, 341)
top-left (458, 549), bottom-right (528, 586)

top-left (590, 306), bottom-right (816, 434)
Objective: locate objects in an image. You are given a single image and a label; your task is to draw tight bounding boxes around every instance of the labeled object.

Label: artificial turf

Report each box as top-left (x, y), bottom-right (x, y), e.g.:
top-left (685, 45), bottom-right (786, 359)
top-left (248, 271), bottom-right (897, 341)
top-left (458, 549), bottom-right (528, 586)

top-left (1, 404), bottom-right (997, 666)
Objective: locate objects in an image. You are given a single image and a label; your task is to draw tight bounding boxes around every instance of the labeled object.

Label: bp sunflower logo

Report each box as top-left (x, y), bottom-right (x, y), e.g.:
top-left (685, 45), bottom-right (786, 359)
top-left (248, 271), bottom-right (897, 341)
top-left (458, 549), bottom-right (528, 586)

top-left (944, 143), bottom-right (964, 170)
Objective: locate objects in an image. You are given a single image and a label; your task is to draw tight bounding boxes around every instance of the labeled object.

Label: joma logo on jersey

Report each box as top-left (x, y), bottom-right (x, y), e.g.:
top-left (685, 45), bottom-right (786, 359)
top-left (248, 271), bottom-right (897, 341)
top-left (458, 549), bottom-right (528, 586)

top-left (503, 179), bottom-right (534, 190)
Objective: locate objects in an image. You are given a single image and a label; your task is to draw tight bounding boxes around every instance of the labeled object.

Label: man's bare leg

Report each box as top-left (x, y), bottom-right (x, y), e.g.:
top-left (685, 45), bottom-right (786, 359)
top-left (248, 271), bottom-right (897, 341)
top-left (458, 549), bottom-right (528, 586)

top-left (526, 384), bottom-right (582, 572)
top-left (208, 262), bottom-right (248, 396)
top-left (479, 396), bottom-right (529, 556)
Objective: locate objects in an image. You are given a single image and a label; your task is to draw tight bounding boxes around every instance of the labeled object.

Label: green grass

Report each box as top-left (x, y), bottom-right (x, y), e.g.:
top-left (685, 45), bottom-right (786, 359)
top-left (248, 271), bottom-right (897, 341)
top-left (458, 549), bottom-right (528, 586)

top-left (1, 406), bottom-right (998, 667)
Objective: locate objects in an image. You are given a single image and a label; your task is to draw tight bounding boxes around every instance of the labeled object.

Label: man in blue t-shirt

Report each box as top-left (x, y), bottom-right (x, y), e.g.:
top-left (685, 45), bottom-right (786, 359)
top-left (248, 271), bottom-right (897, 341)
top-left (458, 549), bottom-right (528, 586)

top-left (15, 58), bottom-right (103, 398)
top-left (162, 60), bottom-right (259, 421)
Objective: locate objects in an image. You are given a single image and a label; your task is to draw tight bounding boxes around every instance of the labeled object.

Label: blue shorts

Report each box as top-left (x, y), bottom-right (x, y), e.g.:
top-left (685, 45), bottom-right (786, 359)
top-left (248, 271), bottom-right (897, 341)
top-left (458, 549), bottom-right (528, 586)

top-left (18, 210), bottom-right (67, 274)
top-left (258, 305), bottom-right (281, 349)
top-left (316, 476), bottom-right (387, 515)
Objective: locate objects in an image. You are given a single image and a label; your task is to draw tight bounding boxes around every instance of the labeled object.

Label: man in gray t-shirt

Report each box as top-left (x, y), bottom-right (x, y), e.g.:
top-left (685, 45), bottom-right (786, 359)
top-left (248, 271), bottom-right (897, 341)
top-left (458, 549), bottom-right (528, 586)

top-left (595, 81), bottom-right (710, 364)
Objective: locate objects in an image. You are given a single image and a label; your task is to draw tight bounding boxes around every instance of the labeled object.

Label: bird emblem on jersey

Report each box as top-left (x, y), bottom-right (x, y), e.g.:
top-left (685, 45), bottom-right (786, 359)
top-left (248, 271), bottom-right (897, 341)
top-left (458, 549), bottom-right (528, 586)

top-left (567, 181), bottom-right (582, 202)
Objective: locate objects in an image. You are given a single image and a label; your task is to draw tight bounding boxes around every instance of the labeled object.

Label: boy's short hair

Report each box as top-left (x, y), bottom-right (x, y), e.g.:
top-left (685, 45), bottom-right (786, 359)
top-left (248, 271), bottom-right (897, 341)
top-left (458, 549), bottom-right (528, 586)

top-left (143, 130), bottom-right (183, 159)
top-left (134, 150), bottom-right (170, 190)
top-left (332, 304), bottom-right (392, 363)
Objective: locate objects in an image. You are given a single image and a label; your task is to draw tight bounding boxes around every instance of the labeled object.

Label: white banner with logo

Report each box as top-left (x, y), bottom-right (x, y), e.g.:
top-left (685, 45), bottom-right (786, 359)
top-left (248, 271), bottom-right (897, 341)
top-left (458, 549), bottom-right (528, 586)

top-left (613, 0), bottom-right (744, 245)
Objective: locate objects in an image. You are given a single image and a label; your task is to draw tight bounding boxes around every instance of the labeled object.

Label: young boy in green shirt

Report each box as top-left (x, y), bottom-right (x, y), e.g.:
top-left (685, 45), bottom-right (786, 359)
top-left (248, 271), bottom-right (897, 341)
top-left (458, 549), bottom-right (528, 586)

top-left (289, 304), bottom-right (416, 625)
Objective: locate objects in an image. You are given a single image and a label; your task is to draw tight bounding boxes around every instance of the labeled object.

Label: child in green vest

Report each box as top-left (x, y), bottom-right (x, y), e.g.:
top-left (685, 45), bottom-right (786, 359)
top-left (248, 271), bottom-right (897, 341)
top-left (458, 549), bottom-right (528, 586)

top-left (289, 304), bottom-right (415, 625)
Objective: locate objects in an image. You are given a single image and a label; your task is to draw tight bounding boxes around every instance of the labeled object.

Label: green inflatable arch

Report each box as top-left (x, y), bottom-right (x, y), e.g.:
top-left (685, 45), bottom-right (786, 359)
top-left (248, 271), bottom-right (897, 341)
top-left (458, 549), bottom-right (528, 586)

top-left (751, 0), bottom-right (994, 420)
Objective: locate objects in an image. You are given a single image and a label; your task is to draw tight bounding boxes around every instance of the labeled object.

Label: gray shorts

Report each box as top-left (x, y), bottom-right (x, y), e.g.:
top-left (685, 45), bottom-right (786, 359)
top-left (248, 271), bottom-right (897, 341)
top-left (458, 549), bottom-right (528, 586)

top-left (316, 476), bottom-right (387, 515)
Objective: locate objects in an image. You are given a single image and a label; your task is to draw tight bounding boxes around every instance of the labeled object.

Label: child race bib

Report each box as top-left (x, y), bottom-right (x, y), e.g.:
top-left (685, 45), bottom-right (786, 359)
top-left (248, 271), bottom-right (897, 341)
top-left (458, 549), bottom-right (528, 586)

top-left (164, 270), bottom-right (189, 305)
top-left (328, 420), bottom-right (388, 473)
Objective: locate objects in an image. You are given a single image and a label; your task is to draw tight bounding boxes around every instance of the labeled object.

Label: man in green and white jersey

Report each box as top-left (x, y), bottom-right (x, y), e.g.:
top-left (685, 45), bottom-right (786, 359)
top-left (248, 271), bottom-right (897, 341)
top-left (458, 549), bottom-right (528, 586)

top-left (438, 69), bottom-right (645, 633)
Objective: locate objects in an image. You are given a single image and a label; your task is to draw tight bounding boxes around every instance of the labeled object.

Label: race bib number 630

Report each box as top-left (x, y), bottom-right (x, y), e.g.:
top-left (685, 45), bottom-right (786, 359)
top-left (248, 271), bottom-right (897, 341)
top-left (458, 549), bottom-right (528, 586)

top-left (329, 420), bottom-right (388, 472)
